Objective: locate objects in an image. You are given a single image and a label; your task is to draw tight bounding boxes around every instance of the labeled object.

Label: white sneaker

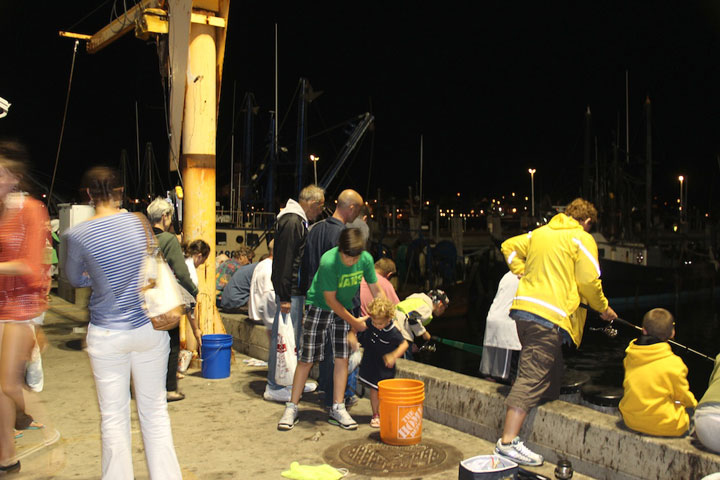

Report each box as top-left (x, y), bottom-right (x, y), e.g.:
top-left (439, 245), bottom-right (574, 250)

top-left (278, 402), bottom-right (298, 431)
top-left (263, 385), bottom-right (291, 403)
top-left (494, 437), bottom-right (543, 466)
top-left (328, 403), bottom-right (357, 430)
top-left (303, 382), bottom-right (318, 393)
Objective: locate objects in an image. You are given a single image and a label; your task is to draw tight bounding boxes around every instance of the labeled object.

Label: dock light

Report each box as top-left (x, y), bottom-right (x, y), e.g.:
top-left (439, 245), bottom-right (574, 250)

top-left (175, 185), bottom-right (183, 199)
top-left (678, 175), bottom-right (685, 222)
top-left (528, 168), bottom-right (536, 218)
top-left (310, 155), bottom-right (319, 185)
top-left (456, 192), bottom-right (461, 197)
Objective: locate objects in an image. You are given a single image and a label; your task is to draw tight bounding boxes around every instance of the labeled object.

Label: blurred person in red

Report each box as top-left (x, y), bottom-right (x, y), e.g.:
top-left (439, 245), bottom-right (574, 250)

top-left (0, 139), bottom-right (51, 474)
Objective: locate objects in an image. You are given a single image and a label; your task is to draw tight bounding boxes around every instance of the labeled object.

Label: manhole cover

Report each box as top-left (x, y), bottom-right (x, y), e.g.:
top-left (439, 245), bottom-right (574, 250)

top-left (323, 435), bottom-right (463, 477)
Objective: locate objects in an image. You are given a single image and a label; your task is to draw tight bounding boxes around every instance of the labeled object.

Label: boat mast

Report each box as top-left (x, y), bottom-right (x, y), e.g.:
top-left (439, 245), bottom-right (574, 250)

top-left (625, 70), bottom-right (630, 164)
top-left (645, 96), bottom-right (652, 244)
top-left (230, 81), bottom-right (236, 224)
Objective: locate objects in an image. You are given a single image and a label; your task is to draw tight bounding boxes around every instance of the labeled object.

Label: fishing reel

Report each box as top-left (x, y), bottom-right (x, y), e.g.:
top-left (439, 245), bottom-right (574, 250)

top-left (417, 341), bottom-right (436, 354)
top-left (589, 320), bottom-right (618, 338)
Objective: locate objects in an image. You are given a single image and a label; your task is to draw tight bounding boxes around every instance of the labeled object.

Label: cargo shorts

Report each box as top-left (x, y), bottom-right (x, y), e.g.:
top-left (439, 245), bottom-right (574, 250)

top-left (505, 318), bottom-right (564, 412)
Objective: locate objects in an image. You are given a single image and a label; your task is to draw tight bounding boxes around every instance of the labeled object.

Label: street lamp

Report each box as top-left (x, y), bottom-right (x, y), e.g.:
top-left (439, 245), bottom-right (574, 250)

top-left (310, 155), bottom-right (319, 185)
top-left (678, 175), bottom-right (684, 223)
top-left (528, 168), bottom-right (536, 218)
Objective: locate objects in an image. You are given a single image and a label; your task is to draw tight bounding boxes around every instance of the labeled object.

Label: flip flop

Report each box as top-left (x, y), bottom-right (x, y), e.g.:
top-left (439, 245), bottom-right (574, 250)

top-left (13, 430), bottom-right (22, 439)
top-left (21, 421), bottom-right (44, 431)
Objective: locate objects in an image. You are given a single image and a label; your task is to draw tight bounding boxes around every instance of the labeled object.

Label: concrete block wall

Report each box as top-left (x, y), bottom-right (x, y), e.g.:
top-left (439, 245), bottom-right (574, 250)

top-left (222, 314), bottom-right (720, 480)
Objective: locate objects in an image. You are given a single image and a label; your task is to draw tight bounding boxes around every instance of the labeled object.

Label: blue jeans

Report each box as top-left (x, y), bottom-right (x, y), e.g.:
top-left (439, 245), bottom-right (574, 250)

top-left (267, 296), bottom-right (304, 390)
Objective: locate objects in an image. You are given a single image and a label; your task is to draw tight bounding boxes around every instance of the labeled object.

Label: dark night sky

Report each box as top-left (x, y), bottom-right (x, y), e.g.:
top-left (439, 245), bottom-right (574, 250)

top-left (2, 1), bottom-right (720, 209)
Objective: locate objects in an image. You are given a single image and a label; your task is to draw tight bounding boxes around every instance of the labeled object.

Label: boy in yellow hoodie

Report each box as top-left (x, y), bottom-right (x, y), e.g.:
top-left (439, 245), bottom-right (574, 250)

top-left (619, 308), bottom-right (697, 436)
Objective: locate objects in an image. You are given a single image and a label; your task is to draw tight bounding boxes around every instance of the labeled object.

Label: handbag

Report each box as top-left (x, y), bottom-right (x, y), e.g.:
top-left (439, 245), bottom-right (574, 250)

top-left (135, 213), bottom-right (185, 331)
top-left (275, 313), bottom-right (298, 386)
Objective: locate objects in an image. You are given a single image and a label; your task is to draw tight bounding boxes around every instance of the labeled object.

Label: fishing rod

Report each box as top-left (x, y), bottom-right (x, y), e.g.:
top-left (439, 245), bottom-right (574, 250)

top-left (612, 316), bottom-right (715, 364)
top-left (581, 305), bottom-right (716, 363)
top-left (429, 336), bottom-right (484, 356)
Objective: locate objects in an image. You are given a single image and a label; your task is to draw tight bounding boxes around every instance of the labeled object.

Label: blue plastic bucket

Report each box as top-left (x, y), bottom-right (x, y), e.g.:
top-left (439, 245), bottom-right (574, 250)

top-left (201, 334), bottom-right (233, 379)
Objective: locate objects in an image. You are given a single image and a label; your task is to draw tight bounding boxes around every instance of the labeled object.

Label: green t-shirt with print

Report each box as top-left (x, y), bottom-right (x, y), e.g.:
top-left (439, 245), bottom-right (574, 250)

top-left (306, 247), bottom-right (377, 310)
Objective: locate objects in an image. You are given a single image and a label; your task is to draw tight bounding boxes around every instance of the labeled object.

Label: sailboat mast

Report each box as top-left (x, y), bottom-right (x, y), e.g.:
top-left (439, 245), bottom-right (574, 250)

top-left (230, 81), bottom-right (236, 224)
top-left (645, 96), bottom-right (652, 243)
top-left (625, 70), bottom-right (630, 164)
top-left (419, 134), bottom-right (423, 222)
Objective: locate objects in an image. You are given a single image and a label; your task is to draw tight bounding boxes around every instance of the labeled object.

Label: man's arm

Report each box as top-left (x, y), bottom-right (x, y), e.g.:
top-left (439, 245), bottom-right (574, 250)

top-left (368, 281), bottom-right (386, 300)
top-left (271, 217), bottom-right (304, 312)
top-left (574, 233), bottom-right (616, 320)
top-left (501, 232), bottom-right (530, 276)
top-left (323, 290), bottom-right (367, 331)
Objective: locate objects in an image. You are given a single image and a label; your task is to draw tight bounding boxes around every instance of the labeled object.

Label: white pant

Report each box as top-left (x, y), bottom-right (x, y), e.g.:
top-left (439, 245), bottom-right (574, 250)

top-left (87, 322), bottom-right (182, 480)
top-left (695, 404), bottom-right (720, 454)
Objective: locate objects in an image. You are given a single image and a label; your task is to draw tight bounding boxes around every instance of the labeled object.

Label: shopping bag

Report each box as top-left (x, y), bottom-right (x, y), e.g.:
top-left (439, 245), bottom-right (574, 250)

top-left (275, 313), bottom-right (297, 386)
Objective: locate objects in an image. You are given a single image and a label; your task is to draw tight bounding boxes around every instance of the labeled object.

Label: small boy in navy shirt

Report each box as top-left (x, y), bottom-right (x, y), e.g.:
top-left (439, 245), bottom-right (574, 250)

top-left (355, 297), bottom-right (408, 428)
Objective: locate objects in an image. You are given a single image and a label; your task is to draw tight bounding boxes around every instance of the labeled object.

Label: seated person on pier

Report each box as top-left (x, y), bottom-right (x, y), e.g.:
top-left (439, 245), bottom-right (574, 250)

top-left (219, 253), bottom-right (258, 312)
top-left (619, 308), bottom-right (697, 437)
top-left (394, 289), bottom-right (449, 359)
top-left (215, 247), bottom-right (252, 300)
top-left (694, 352), bottom-right (720, 453)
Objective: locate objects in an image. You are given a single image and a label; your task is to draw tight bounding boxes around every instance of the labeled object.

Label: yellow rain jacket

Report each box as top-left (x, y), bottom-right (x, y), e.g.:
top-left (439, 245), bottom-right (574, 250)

top-left (501, 213), bottom-right (608, 347)
top-left (619, 339), bottom-right (697, 436)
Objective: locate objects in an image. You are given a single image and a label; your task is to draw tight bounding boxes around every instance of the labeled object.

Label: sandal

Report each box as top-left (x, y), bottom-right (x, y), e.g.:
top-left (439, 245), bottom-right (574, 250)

top-left (176, 372), bottom-right (185, 380)
top-left (370, 415), bottom-right (380, 428)
top-left (0, 460), bottom-right (20, 475)
top-left (167, 391), bottom-right (185, 402)
top-left (0, 460), bottom-right (20, 474)
top-left (19, 421), bottom-right (44, 431)
top-left (13, 430), bottom-right (22, 440)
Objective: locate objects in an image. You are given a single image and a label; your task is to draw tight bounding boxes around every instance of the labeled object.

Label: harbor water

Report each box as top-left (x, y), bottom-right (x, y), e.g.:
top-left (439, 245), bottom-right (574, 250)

top-left (418, 293), bottom-right (718, 402)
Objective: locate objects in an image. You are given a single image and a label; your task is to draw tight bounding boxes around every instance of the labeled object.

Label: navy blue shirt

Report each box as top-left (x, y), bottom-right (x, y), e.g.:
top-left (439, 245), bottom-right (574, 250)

top-left (220, 262), bottom-right (259, 309)
top-left (299, 217), bottom-right (345, 295)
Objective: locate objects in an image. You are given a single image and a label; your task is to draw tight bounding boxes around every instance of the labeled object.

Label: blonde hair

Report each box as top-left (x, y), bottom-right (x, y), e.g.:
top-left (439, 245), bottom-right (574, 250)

top-left (374, 258), bottom-right (397, 276)
top-left (367, 297), bottom-right (396, 324)
top-left (565, 198), bottom-right (598, 224)
top-left (642, 308), bottom-right (674, 341)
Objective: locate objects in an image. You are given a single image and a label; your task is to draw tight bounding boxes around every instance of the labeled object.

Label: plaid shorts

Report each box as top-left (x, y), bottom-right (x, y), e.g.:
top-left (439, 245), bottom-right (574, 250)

top-left (298, 305), bottom-right (351, 363)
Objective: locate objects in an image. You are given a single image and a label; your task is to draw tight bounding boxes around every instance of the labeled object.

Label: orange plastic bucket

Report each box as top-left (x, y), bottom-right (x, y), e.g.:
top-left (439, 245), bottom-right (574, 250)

top-left (378, 379), bottom-right (425, 446)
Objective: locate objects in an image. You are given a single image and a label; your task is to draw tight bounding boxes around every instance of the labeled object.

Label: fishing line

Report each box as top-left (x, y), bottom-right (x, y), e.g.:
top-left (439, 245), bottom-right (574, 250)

top-left (580, 304), bottom-right (715, 363)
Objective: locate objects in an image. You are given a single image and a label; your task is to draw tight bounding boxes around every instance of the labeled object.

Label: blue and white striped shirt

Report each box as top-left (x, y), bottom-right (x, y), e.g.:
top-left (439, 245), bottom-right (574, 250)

top-left (64, 212), bottom-right (151, 330)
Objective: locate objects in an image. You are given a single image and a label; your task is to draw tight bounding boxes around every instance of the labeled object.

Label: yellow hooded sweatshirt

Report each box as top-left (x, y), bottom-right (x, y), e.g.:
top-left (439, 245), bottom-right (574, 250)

top-left (619, 339), bottom-right (697, 436)
top-left (501, 213), bottom-right (609, 347)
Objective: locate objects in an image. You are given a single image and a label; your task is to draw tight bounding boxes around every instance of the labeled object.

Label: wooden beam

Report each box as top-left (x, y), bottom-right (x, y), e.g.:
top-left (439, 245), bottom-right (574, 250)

top-left (58, 31), bottom-right (92, 41)
top-left (87, 0), bottom-right (160, 54)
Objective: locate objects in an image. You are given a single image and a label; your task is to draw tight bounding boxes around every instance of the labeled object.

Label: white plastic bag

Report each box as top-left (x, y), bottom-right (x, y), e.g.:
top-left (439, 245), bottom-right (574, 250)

top-left (275, 313), bottom-right (297, 386)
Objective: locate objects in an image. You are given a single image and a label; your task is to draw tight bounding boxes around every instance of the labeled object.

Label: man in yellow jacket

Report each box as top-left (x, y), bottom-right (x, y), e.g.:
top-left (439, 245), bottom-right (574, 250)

top-left (494, 198), bottom-right (617, 466)
top-left (619, 308), bottom-right (697, 436)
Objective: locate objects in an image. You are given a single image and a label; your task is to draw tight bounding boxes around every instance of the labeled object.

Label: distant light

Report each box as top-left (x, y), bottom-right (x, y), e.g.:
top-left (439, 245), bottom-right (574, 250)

top-left (511, 192), bottom-right (515, 197)
top-left (673, 224), bottom-right (678, 232)
top-left (425, 201), bottom-right (430, 205)
top-left (456, 192), bottom-right (461, 197)
top-left (512, 208), bottom-right (517, 213)
top-left (678, 175), bottom-right (684, 181)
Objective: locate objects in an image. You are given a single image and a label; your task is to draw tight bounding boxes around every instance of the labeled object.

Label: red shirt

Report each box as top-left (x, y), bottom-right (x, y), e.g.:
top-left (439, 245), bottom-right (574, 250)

top-left (0, 194), bottom-right (50, 320)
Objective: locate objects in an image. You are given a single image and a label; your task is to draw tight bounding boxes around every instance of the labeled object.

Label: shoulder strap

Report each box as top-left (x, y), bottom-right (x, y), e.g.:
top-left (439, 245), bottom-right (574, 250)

top-left (133, 212), bottom-right (155, 254)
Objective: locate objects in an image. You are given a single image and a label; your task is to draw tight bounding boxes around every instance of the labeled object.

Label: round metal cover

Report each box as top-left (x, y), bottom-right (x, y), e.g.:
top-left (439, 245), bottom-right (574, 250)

top-left (323, 435), bottom-right (463, 477)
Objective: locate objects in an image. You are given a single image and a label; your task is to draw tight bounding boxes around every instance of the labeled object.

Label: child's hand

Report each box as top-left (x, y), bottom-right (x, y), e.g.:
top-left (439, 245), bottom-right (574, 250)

top-left (383, 353), bottom-right (396, 368)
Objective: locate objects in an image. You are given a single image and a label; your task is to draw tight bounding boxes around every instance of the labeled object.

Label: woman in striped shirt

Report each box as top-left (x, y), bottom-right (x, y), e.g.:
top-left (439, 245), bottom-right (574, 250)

top-left (64, 167), bottom-right (181, 480)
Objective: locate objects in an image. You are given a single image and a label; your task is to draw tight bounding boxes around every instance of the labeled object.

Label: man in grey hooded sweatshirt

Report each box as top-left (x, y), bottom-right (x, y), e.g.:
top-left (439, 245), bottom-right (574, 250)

top-left (264, 185), bottom-right (325, 401)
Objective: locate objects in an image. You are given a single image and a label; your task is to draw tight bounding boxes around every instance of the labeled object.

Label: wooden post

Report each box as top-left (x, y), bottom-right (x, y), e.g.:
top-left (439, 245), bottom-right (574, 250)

top-left (182, 23), bottom-right (218, 334)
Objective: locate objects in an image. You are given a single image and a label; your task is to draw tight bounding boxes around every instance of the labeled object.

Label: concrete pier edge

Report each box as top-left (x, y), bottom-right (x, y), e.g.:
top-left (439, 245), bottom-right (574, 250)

top-left (222, 312), bottom-right (720, 480)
